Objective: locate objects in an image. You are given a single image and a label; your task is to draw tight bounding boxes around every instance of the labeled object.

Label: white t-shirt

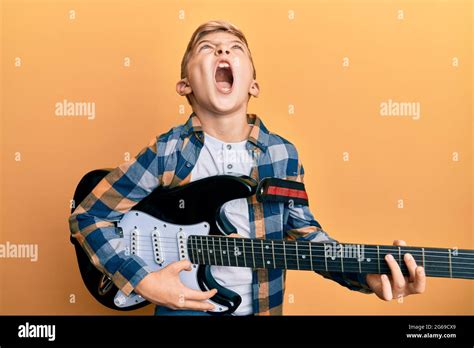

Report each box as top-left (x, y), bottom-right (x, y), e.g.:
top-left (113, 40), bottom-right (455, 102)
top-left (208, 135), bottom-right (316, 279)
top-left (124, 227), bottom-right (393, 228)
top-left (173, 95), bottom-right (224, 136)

top-left (190, 132), bottom-right (254, 316)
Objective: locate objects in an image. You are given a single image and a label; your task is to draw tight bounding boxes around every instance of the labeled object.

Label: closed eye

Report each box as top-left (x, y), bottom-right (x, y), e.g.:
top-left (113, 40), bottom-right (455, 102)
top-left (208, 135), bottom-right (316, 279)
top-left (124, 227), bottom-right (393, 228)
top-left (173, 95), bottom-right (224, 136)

top-left (199, 44), bottom-right (213, 51)
top-left (232, 44), bottom-right (244, 50)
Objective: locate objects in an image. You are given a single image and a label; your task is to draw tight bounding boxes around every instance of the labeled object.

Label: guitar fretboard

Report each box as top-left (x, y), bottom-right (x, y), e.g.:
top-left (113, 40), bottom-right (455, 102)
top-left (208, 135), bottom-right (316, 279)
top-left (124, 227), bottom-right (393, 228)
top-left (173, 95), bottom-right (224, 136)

top-left (187, 235), bottom-right (474, 280)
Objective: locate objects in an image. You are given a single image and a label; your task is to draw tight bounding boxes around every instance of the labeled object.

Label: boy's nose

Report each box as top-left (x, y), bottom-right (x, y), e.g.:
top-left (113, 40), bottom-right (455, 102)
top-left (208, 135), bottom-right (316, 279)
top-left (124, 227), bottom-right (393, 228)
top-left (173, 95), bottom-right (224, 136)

top-left (216, 48), bottom-right (230, 55)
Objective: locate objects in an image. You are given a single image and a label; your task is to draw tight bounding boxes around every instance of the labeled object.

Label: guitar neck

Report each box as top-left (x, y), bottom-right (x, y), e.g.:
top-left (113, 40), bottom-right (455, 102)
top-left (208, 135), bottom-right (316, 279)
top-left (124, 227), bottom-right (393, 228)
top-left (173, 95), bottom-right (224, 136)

top-left (187, 235), bottom-right (474, 280)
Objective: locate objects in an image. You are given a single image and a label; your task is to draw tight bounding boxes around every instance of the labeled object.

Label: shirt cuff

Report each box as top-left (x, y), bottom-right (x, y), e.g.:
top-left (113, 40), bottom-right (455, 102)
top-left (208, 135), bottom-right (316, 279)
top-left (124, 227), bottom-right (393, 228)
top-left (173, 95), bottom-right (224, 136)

top-left (112, 255), bottom-right (152, 296)
top-left (355, 273), bottom-right (373, 293)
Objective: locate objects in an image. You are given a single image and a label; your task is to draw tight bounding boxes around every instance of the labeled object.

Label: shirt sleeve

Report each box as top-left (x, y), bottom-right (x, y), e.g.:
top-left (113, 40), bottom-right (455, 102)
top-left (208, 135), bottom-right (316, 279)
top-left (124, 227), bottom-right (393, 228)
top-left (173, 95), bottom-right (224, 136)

top-left (284, 161), bottom-right (373, 294)
top-left (69, 137), bottom-right (161, 296)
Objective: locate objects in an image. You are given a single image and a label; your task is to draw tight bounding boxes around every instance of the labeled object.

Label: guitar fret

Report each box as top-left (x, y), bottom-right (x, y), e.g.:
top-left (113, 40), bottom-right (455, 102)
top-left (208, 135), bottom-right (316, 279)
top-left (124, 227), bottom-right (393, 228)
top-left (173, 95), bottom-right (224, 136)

top-left (358, 245), bottom-right (362, 273)
top-left (296, 242), bottom-right (300, 270)
top-left (190, 236), bottom-right (196, 264)
top-left (448, 249), bottom-right (453, 278)
top-left (422, 247), bottom-right (425, 269)
top-left (203, 237), bottom-right (208, 264)
top-left (196, 238), bottom-right (206, 264)
top-left (197, 237), bottom-right (202, 264)
top-left (212, 237), bottom-right (217, 265)
top-left (341, 248), bottom-right (344, 272)
top-left (251, 239), bottom-right (256, 268)
top-left (226, 238), bottom-right (231, 266)
top-left (195, 236), bottom-right (200, 263)
top-left (219, 237), bottom-right (224, 266)
top-left (324, 243), bottom-right (328, 272)
top-left (234, 238), bottom-right (239, 266)
top-left (206, 237), bottom-right (211, 265)
top-left (271, 240), bottom-right (276, 268)
top-left (377, 245), bottom-right (381, 274)
top-left (201, 236), bottom-right (206, 264)
top-left (186, 237), bottom-right (474, 280)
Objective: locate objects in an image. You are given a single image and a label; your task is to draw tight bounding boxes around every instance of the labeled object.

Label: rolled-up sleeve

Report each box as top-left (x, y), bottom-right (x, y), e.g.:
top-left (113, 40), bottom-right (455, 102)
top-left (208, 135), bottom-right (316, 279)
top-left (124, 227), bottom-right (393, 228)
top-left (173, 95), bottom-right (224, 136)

top-left (284, 160), bottom-right (373, 294)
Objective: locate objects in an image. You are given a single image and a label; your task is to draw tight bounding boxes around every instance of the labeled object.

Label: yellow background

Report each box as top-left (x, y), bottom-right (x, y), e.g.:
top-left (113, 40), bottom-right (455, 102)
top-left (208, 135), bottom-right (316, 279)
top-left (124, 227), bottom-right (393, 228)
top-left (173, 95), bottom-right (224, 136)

top-left (1, 0), bottom-right (472, 315)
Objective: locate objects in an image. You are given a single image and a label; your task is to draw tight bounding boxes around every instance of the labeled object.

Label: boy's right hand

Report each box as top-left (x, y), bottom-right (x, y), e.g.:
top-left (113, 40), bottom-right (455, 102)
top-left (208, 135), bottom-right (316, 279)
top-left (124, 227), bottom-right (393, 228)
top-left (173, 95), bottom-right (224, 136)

top-left (134, 260), bottom-right (217, 311)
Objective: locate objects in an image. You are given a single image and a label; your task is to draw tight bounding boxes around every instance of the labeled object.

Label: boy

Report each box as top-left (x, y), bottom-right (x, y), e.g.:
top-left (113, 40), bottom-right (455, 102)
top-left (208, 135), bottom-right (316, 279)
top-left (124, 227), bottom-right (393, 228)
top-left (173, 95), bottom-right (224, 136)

top-left (69, 20), bottom-right (426, 316)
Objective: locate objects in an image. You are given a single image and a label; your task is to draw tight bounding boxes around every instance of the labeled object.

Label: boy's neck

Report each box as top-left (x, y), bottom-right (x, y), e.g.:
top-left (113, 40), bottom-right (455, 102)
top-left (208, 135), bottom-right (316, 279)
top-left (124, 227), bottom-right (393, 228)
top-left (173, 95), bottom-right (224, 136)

top-left (193, 107), bottom-right (252, 143)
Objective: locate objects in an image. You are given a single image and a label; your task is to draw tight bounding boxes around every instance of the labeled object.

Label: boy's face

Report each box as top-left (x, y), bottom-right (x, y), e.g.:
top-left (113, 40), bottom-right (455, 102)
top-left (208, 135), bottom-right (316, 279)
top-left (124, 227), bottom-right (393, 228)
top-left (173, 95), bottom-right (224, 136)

top-left (177, 31), bottom-right (259, 114)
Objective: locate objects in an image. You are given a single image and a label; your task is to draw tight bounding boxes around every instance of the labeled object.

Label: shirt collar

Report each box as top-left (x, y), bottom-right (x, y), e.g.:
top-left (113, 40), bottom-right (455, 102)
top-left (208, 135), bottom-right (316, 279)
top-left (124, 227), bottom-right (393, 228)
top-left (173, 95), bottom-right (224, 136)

top-left (181, 112), bottom-right (269, 152)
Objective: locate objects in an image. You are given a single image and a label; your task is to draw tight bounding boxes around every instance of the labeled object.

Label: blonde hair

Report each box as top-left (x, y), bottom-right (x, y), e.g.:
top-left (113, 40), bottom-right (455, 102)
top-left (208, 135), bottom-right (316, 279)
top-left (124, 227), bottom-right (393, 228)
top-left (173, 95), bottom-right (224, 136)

top-left (180, 20), bottom-right (257, 105)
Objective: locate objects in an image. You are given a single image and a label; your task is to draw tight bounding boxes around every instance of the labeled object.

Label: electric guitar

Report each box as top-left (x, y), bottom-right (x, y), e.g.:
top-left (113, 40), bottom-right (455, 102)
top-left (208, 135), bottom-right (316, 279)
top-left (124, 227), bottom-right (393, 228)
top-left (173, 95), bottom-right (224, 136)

top-left (70, 169), bottom-right (474, 314)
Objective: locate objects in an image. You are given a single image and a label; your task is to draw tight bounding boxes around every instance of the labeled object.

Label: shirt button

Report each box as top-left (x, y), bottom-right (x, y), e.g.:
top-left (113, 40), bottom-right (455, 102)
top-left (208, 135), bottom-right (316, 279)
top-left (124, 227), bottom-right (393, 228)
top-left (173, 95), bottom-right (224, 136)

top-left (186, 162), bottom-right (191, 168)
top-left (227, 164), bottom-right (233, 170)
top-left (226, 144), bottom-right (232, 150)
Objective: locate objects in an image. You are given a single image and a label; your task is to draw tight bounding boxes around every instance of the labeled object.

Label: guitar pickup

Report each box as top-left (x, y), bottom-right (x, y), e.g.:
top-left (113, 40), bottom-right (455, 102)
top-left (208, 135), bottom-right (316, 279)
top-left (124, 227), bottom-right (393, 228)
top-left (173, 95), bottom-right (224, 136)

top-left (152, 230), bottom-right (164, 265)
top-left (130, 229), bottom-right (138, 255)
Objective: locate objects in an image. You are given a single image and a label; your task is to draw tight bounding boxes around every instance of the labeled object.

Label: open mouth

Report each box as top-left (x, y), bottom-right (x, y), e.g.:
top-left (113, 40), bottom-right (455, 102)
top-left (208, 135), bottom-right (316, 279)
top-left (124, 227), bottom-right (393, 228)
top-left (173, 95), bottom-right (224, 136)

top-left (214, 60), bottom-right (234, 94)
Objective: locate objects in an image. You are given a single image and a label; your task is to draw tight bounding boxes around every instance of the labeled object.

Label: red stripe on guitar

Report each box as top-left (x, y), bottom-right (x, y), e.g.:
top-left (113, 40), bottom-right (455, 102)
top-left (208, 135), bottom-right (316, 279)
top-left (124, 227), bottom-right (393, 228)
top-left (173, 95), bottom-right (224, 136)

top-left (267, 186), bottom-right (308, 200)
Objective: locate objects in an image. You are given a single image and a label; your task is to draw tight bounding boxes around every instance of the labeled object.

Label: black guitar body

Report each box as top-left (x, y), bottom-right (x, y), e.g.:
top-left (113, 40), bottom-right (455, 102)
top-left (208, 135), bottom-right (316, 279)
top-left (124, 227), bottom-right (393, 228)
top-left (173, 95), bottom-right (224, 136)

top-left (71, 169), bottom-right (258, 312)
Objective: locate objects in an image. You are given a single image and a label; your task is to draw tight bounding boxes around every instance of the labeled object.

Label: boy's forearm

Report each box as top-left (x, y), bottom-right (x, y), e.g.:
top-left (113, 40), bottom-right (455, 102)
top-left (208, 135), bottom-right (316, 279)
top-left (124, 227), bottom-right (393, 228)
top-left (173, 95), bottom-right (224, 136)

top-left (69, 137), bottom-right (160, 295)
top-left (285, 204), bottom-right (373, 293)
top-left (69, 215), bottom-right (152, 296)
top-left (316, 270), bottom-right (373, 294)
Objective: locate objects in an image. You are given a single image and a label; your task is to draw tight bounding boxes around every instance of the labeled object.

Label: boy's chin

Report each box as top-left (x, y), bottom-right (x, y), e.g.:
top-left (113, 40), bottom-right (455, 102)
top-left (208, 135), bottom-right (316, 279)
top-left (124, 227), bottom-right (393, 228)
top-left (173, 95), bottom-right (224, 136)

top-left (207, 97), bottom-right (244, 114)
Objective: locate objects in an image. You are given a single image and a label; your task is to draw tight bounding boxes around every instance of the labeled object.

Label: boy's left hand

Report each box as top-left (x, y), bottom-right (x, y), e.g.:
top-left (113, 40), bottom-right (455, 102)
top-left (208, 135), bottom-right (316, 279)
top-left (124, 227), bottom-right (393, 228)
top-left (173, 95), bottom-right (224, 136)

top-left (366, 240), bottom-right (426, 301)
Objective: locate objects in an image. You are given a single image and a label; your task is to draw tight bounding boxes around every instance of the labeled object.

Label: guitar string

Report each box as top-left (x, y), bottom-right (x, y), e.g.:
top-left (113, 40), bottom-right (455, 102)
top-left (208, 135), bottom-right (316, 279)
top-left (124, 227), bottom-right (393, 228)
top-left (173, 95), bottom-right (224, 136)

top-left (132, 244), bottom-right (474, 262)
top-left (127, 240), bottom-right (474, 260)
top-left (130, 233), bottom-right (471, 250)
top-left (128, 234), bottom-right (474, 256)
top-left (134, 259), bottom-right (474, 276)
top-left (130, 244), bottom-right (474, 262)
top-left (140, 263), bottom-right (474, 276)
top-left (132, 247), bottom-right (474, 275)
top-left (122, 233), bottom-right (474, 269)
top-left (129, 249), bottom-right (474, 271)
top-left (132, 246), bottom-right (474, 262)
top-left (131, 240), bottom-right (474, 273)
top-left (138, 261), bottom-right (474, 277)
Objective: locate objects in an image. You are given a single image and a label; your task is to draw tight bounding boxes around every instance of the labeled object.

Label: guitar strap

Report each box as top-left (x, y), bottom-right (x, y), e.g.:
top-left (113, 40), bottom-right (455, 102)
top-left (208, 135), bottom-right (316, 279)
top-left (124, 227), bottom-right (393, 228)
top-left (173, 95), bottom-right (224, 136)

top-left (256, 177), bottom-right (309, 206)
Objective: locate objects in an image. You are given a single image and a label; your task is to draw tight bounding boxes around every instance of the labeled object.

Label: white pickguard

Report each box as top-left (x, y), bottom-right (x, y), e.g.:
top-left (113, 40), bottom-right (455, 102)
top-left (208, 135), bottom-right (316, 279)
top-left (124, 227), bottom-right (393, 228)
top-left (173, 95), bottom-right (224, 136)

top-left (114, 210), bottom-right (229, 313)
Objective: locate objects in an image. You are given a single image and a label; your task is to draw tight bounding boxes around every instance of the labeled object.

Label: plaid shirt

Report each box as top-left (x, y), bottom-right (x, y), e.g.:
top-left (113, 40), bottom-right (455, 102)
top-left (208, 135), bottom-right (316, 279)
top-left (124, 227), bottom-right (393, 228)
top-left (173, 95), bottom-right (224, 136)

top-left (69, 113), bottom-right (372, 315)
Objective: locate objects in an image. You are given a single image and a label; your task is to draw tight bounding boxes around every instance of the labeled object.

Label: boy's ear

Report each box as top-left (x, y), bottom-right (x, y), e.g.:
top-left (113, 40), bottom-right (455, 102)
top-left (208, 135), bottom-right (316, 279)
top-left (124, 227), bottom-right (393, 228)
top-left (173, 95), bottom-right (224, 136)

top-left (249, 80), bottom-right (260, 98)
top-left (176, 78), bottom-right (193, 96)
